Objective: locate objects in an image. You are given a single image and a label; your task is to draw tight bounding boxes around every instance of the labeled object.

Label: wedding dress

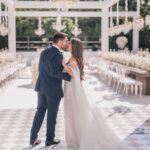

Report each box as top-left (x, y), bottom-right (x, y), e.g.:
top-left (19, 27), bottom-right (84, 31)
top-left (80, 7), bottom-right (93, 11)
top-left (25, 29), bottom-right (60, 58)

top-left (64, 63), bottom-right (131, 150)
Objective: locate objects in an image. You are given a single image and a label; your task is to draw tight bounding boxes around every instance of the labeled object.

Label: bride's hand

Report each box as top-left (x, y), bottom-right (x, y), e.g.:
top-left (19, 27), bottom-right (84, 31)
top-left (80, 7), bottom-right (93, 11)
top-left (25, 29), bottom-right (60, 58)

top-left (62, 56), bottom-right (74, 78)
top-left (62, 56), bottom-right (66, 67)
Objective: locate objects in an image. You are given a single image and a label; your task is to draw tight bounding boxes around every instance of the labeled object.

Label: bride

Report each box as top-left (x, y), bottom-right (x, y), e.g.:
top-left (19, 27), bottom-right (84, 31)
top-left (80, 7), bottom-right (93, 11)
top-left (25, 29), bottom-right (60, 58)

top-left (62, 38), bottom-right (131, 150)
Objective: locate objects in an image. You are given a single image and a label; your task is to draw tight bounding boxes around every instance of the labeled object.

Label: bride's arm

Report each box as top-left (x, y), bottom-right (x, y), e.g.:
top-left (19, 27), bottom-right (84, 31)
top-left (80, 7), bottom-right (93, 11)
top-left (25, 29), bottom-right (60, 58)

top-left (62, 56), bottom-right (74, 78)
top-left (64, 65), bottom-right (74, 78)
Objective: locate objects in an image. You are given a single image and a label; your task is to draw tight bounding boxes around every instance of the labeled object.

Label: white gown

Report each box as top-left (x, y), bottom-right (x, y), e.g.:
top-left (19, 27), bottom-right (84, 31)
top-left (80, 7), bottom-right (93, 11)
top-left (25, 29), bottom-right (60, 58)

top-left (64, 63), bottom-right (131, 150)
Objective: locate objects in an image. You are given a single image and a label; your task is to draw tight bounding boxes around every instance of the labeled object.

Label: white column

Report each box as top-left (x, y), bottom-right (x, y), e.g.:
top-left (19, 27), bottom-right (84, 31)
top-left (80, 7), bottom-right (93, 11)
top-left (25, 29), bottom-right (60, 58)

top-left (8, 5), bottom-right (16, 56)
top-left (0, 2), bottom-right (2, 24)
top-left (132, 0), bottom-right (140, 54)
top-left (132, 17), bottom-right (139, 54)
top-left (101, 7), bottom-right (109, 52)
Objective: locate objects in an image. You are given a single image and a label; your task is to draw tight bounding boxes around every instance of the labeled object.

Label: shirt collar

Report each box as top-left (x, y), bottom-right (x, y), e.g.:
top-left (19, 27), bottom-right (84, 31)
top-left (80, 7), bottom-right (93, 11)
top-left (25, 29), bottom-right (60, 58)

top-left (53, 44), bottom-right (63, 53)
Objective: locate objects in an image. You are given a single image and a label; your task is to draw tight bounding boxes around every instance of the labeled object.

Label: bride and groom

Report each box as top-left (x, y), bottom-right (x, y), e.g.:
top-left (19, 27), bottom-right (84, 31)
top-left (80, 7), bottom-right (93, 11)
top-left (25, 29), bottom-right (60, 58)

top-left (29, 32), bottom-right (130, 150)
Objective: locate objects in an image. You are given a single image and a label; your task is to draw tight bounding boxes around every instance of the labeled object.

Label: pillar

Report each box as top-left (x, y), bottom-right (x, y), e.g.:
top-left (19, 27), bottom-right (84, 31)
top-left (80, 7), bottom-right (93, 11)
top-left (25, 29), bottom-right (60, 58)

top-left (101, 7), bottom-right (109, 52)
top-left (8, 4), bottom-right (16, 56)
top-left (132, 17), bottom-right (139, 54)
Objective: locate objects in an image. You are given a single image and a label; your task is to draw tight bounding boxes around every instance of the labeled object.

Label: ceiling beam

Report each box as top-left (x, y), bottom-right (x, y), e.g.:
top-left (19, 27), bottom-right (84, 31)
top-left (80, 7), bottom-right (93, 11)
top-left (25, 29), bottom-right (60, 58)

top-left (14, 1), bottom-right (104, 9)
top-left (1, 11), bottom-right (138, 18)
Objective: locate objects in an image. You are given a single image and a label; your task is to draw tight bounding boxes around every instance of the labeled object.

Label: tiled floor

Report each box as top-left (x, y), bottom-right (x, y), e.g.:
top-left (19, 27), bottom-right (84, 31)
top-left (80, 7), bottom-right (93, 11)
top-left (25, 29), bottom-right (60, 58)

top-left (0, 67), bottom-right (150, 150)
top-left (0, 107), bottom-right (65, 150)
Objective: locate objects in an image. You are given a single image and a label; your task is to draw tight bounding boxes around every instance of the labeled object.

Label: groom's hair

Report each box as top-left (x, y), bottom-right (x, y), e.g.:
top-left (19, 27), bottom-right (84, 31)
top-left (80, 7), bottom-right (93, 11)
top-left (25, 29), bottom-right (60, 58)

top-left (53, 32), bottom-right (68, 44)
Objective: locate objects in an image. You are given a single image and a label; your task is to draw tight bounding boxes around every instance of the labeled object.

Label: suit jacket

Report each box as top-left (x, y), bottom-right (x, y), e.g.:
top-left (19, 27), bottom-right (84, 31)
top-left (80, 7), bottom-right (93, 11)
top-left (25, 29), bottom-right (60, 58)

top-left (35, 46), bottom-right (71, 99)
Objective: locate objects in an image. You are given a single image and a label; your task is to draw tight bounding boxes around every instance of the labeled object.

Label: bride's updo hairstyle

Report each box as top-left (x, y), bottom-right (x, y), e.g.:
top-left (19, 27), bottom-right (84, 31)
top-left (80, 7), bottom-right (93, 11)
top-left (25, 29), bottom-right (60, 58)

top-left (71, 38), bottom-right (84, 81)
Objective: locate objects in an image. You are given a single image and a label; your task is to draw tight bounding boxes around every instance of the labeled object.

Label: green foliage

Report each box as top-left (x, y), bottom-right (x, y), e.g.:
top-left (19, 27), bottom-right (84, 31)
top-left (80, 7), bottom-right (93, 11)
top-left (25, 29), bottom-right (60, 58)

top-left (16, 17), bottom-right (37, 36)
top-left (0, 36), bottom-right (8, 49)
top-left (61, 18), bottom-right (74, 37)
top-left (78, 18), bottom-right (100, 36)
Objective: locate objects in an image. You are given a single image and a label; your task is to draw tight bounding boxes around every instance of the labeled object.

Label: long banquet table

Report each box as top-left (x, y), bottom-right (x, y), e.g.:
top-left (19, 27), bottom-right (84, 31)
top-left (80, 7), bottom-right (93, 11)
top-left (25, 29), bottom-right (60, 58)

top-left (104, 60), bottom-right (150, 95)
top-left (127, 67), bottom-right (150, 95)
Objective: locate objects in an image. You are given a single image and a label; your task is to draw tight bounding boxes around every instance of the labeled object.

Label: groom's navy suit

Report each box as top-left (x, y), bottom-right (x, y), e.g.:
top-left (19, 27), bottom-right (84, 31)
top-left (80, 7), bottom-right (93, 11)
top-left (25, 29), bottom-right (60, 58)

top-left (30, 46), bottom-right (71, 143)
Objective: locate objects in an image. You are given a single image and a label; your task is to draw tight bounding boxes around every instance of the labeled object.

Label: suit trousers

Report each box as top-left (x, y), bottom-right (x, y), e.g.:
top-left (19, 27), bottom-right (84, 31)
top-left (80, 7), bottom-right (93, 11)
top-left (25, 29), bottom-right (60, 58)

top-left (30, 92), bottom-right (61, 142)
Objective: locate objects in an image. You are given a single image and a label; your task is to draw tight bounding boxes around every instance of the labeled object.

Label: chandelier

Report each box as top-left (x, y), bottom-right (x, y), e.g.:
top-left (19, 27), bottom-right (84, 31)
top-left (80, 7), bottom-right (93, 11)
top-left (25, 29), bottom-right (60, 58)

top-left (116, 36), bottom-right (128, 49)
top-left (114, 2), bottom-right (122, 35)
top-left (146, 15), bottom-right (150, 29)
top-left (114, 25), bottom-right (123, 35)
top-left (72, 17), bottom-right (82, 37)
top-left (0, 26), bottom-right (9, 36)
top-left (34, 17), bottom-right (45, 36)
top-left (109, 27), bottom-right (115, 37)
top-left (0, 5), bottom-right (9, 36)
top-left (132, 0), bottom-right (144, 31)
top-left (42, 37), bottom-right (48, 42)
top-left (122, 0), bottom-right (132, 35)
top-left (52, 9), bottom-right (66, 32)
top-left (52, 0), bottom-right (78, 12)
top-left (109, 7), bottom-right (115, 37)
top-left (133, 18), bottom-right (144, 31)
top-left (122, 21), bottom-right (132, 34)
top-left (109, 0), bottom-right (132, 37)
top-left (109, 2), bottom-right (123, 36)
top-left (0, 24), bottom-right (5, 36)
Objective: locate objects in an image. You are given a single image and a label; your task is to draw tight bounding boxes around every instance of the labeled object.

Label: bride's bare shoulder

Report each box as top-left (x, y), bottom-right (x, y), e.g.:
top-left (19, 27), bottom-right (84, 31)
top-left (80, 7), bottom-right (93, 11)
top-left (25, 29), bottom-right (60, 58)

top-left (69, 57), bottom-right (77, 64)
top-left (69, 57), bottom-right (78, 68)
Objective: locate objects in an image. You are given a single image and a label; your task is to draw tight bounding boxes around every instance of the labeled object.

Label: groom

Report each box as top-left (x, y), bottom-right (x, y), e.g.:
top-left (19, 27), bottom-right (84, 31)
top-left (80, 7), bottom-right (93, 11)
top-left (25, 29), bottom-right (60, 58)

top-left (30, 32), bottom-right (71, 147)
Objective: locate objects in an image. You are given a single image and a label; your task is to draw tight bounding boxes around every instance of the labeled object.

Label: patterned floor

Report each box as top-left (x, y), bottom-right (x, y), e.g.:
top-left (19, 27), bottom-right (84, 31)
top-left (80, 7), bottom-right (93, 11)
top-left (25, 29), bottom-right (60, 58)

top-left (0, 67), bottom-right (150, 150)
top-left (104, 107), bottom-right (150, 150)
top-left (1, 106), bottom-right (150, 150)
top-left (0, 107), bottom-right (65, 150)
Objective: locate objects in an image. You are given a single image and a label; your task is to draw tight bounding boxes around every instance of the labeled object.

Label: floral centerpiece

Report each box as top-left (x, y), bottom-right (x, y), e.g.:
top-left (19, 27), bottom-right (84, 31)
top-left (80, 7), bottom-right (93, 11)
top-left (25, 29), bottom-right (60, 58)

top-left (101, 51), bottom-right (150, 72)
top-left (0, 51), bottom-right (15, 64)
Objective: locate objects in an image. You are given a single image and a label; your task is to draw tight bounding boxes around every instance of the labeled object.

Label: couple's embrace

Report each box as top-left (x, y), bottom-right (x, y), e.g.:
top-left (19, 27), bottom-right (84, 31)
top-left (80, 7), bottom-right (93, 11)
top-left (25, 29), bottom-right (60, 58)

top-left (29, 32), bottom-right (131, 150)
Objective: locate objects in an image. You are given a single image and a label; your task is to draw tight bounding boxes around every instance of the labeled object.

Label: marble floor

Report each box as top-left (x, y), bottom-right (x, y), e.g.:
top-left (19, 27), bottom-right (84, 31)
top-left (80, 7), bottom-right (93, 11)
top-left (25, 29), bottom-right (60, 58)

top-left (0, 66), bottom-right (150, 150)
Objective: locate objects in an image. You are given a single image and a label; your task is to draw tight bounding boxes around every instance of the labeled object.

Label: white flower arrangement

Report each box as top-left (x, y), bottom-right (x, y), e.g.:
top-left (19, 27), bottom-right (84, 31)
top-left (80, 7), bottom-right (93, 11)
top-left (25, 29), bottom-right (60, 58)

top-left (101, 51), bottom-right (150, 72)
top-left (0, 51), bottom-right (15, 64)
top-left (116, 36), bottom-right (128, 49)
top-left (0, 51), bottom-right (26, 90)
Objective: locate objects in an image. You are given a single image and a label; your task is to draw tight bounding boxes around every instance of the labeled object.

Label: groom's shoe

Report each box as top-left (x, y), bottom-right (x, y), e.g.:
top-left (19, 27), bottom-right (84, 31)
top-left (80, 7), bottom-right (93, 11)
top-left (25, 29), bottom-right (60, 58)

top-left (45, 139), bottom-right (60, 147)
top-left (30, 139), bottom-right (41, 148)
